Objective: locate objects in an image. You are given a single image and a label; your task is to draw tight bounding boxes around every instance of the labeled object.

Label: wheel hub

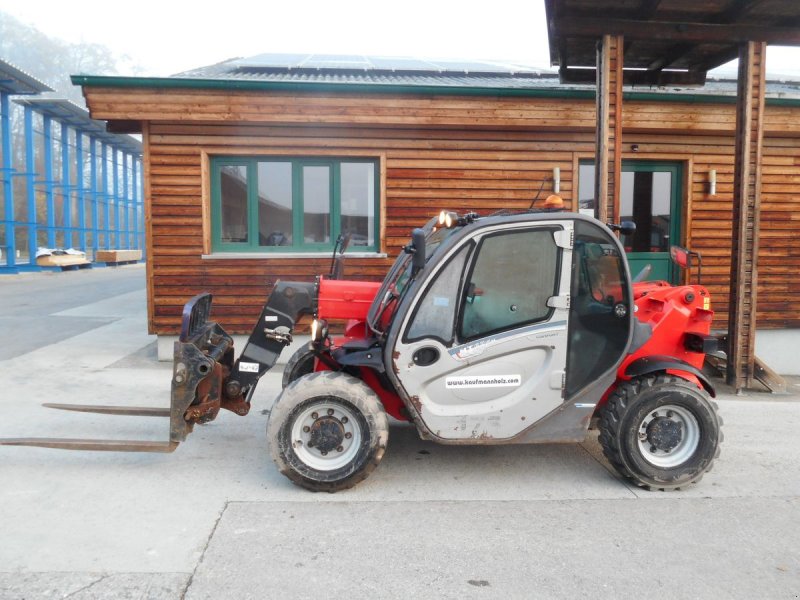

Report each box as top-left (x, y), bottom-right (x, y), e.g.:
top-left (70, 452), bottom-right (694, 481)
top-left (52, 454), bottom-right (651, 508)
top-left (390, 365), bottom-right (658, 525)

top-left (637, 404), bottom-right (701, 468)
top-left (308, 416), bottom-right (345, 453)
top-left (646, 417), bottom-right (683, 452)
top-left (290, 400), bottom-right (362, 471)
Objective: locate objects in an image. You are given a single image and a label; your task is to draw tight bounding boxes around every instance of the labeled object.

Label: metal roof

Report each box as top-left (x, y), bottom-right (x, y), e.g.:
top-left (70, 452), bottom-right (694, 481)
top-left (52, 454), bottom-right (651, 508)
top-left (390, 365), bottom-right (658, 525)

top-left (173, 54), bottom-right (556, 89)
top-left (545, 0), bottom-right (800, 86)
top-left (0, 58), bottom-right (53, 95)
top-left (180, 54), bottom-right (547, 77)
top-left (13, 98), bottom-right (142, 155)
top-left (71, 52), bottom-right (800, 105)
top-left (168, 53), bottom-right (800, 100)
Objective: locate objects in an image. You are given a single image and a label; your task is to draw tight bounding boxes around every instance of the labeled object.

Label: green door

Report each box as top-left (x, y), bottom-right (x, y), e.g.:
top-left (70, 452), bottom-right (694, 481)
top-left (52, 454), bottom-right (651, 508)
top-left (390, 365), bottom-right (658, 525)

top-left (619, 161), bottom-right (682, 283)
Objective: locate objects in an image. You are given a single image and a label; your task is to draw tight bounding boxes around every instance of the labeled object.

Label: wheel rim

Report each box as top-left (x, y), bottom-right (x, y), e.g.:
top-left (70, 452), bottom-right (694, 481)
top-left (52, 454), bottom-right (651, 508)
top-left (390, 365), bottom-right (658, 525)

top-left (290, 399), bottom-right (362, 471)
top-left (636, 404), bottom-right (700, 468)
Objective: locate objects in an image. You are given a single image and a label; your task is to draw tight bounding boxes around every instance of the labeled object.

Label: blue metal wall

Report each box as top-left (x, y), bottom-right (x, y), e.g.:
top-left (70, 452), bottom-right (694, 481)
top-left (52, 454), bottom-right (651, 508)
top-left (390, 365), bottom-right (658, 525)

top-left (0, 93), bottom-right (144, 273)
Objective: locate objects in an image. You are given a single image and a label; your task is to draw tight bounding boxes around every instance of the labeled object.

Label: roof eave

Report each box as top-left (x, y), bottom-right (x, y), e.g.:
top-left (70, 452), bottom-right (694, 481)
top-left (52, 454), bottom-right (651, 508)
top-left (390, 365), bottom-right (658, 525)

top-left (70, 74), bottom-right (800, 107)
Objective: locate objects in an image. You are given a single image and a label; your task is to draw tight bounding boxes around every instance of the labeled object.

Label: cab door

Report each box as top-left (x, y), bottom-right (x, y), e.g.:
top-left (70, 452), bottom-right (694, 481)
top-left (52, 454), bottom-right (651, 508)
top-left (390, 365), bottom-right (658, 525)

top-left (391, 222), bottom-right (572, 441)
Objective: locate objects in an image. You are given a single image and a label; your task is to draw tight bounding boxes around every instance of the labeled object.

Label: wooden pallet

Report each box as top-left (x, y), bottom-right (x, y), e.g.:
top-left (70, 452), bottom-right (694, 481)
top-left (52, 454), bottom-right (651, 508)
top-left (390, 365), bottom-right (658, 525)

top-left (36, 253), bottom-right (91, 269)
top-left (95, 249), bottom-right (143, 265)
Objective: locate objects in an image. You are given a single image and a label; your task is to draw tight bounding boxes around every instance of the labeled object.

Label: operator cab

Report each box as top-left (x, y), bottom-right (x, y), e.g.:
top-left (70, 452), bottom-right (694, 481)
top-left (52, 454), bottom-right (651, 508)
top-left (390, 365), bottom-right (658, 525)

top-left (383, 211), bottom-right (633, 443)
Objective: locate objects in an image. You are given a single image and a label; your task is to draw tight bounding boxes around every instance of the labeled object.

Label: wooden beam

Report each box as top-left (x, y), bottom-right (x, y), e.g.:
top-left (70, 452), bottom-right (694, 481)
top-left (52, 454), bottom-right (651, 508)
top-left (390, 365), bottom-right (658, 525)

top-left (142, 122), bottom-right (156, 336)
top-left (622, 0), bottom-right (662, 58)
top-left (691, 47), bottom-right (740, 72)
top-left (727, 41), bottom-right (766, 392)
top-left (650, 0), bottom-right (763, 72)
top-left (691, 15), bottom-right (800, 71)
top-left (560, 67), bottom-right (706, 86)
top-left (557, 18), bottom-right (800, 45)
top-left (715, 0), bottom-right (761, 24)
top-left (594, 35), bottom-right (624, 223)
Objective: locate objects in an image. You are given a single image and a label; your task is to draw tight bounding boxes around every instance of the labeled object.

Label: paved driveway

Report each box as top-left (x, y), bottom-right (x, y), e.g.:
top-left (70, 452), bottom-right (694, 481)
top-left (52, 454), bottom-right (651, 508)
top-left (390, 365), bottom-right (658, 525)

top-left (0, 266), bottom-right (798, 599)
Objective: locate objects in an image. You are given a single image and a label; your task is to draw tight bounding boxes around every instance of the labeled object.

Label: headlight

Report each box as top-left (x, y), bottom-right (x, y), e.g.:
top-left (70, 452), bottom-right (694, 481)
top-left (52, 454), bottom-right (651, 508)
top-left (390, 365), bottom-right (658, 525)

top-left (310, 318), bottom-right (328, 343)
top-left (438, 210), bottom-right (447, 225)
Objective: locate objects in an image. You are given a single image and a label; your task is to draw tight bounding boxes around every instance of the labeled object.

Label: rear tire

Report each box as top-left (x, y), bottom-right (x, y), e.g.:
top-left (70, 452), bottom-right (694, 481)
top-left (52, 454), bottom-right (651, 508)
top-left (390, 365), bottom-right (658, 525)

top-left (598, 374), bottom-right (722, 490)
top-left (281, 344), bottom-right (317, 389)
top-left (268, 371), bottom-right (389, 492)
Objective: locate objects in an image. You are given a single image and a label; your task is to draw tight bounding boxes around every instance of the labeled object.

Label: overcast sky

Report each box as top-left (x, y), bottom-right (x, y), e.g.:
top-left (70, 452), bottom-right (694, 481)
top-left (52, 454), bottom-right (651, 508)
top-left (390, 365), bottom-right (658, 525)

top-left (2, 0), bottom-right (800, 78)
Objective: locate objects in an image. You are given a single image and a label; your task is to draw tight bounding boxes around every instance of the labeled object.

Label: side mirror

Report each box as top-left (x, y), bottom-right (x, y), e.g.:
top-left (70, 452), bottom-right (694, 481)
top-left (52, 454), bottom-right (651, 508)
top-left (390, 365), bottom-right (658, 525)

top-left (670, 245), bottom-right (691, 269)
top-left (619, 221), bottom-right (636, 236)
top-left (670, 245), bottom-right (703, 285)
top-left (607, 221), bottom-right (636, 236)
top-left (411, 228), bottom-right (426, 273)
top-left (339, 232), bottom-right (352, 254)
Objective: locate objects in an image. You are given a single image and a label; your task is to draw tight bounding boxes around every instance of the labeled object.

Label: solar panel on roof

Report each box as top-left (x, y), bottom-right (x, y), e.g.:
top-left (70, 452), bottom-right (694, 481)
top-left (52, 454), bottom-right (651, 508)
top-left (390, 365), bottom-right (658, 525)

top-left (302, 55), bottom-right (372, 69)
top-left (368, 57), bottom-right (441, 71)
top-left (226, 53), bottom-right (545, 75)
top-left (232, 53), bottom-right (313, 69)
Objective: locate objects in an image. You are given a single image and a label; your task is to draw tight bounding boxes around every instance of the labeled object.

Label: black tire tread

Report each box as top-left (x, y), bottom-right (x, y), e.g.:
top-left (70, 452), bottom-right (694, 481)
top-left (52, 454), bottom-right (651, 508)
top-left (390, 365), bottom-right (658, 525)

top-left (597, 374), bottom-right (722, 491)
top-left (268, 370), bottom-right (389, 493)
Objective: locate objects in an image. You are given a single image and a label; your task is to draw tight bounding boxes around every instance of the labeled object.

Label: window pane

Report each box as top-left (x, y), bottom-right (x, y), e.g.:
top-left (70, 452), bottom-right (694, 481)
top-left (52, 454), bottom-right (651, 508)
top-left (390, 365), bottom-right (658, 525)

top-left (340, 162), bottom-right (375, 248)
top-left (407, 245), bottom-right (470, 342)
top-left (303, 165), bottom-right (331, 244)
top-left (220, 165), bottom-right (248, 243)
top-left (257, 162), bottom-right (293, 246)
top-left (460, 229), bottom-right (558, 340)
top-left (620, 171), bottom-right (672, 252)
top-left (578, 163), bottom-right (596, 212)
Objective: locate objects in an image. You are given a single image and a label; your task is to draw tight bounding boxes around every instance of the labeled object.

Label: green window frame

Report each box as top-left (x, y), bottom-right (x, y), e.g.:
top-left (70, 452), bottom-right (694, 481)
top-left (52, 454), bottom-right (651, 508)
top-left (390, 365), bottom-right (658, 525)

top-left (210, 156), bottom-right (380, 253)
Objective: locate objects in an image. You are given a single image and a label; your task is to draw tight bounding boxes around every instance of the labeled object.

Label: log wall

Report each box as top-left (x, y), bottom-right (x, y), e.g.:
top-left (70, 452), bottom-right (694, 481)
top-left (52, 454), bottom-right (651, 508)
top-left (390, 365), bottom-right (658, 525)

top-left (82, 87), bottom-right (800, 334)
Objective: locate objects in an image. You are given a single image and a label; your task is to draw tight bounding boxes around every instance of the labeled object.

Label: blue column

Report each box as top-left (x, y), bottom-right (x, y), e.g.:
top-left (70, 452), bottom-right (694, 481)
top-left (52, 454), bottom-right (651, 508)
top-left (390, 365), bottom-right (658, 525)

top-left (112, 147), bottom-right (120, 249)
top-left (90, 136), bottom-right (99, 257)
top-left (1, 92), bottom-right (14, 269)
top-left (24, 106), bottom-right (36, 264)
top-left (61, 123), bottom-right (71, 248)
top-left (43, 115), bottom-right (55, 248)
top-left (122, 151), bottom-right (130, 248)
top-left (101, 142), bottom-right (109, 249)
top-left (75, 131), bottom-right (86, 252)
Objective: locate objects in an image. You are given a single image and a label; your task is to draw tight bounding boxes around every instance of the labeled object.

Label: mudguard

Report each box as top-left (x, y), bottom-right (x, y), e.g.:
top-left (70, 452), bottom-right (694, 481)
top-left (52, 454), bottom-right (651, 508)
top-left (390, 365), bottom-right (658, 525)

top-left (625, 354), bottom-right (716, 397)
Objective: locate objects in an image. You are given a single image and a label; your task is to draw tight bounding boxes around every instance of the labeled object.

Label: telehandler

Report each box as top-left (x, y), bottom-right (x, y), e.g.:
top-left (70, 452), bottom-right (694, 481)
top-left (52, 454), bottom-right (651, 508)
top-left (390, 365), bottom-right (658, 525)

top-left (2, 209), bottom-right (722, 492)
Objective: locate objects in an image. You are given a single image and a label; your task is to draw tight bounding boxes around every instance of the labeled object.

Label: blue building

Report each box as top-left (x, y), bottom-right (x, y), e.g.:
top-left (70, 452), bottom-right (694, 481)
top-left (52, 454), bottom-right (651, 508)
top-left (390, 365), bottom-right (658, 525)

top-left (0, 59), bottom-right (144, 273)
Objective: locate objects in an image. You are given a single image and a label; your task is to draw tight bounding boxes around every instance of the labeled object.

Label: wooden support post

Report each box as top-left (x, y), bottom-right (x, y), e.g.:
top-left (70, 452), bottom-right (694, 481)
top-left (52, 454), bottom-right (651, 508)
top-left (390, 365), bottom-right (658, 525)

top-left (727, 41), bottom-right (766, 392)
top-left (594, 34), bottom-right (624, 223)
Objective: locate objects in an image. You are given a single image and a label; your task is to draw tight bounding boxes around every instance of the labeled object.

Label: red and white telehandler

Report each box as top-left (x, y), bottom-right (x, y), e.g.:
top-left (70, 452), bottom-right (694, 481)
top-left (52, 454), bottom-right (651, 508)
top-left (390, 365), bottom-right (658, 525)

top-left (2, 210), bottom-right (722, 492)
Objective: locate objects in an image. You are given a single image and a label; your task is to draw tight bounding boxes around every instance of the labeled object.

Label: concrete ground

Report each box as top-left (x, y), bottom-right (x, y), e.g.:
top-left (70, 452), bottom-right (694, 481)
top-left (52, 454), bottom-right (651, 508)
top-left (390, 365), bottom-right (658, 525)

top-left (0, 265), bottom-right (799, 599)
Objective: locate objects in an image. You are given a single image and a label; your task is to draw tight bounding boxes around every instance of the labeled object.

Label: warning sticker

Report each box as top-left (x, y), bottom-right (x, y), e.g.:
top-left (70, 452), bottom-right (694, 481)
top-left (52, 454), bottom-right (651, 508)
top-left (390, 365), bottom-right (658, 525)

top-left (239, 362), bottom-right (260, 373)
top-left (446, 375), bottom-right (522, 389)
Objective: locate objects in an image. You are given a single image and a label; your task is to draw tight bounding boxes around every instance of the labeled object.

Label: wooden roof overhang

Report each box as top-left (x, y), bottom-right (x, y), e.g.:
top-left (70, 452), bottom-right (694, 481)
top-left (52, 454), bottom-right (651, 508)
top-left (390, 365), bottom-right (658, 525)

top-left (545, 0), bottom-right (800, 86)
top-left (545, 0), bottom-right (800, 391)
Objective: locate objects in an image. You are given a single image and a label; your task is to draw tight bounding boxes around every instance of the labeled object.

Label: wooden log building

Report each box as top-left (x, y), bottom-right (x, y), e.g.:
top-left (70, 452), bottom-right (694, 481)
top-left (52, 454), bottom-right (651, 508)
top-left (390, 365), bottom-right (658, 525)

top-left (72, 54), bottom-right (800, 373)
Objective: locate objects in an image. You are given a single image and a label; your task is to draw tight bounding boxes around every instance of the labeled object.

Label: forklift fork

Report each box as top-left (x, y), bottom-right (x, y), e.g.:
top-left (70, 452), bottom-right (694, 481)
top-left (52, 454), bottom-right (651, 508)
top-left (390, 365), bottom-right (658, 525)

top-left (0, 293), bottom-right (228, 453)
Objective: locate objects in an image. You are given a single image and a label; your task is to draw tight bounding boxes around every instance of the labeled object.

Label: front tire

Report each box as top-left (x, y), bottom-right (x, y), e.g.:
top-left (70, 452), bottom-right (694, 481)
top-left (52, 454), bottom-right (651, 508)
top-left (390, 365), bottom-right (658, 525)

top-left (598, 374), bottom-right (722, 490)
top-left (268, 371), bottom-right (389, 492)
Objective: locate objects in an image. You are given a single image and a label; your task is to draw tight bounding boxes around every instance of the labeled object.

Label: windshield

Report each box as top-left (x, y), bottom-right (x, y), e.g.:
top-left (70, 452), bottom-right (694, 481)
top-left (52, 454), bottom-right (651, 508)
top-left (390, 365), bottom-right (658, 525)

top-left (367, 217), bottom-right (456, 335)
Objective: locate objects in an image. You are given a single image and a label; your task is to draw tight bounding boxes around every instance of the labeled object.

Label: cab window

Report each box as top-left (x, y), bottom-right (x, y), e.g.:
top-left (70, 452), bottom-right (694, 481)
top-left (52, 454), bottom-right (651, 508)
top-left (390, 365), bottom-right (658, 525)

top-left (405, 245), bottom-right (471, 343)
top-left (459, 228), bottom-right (559, 341)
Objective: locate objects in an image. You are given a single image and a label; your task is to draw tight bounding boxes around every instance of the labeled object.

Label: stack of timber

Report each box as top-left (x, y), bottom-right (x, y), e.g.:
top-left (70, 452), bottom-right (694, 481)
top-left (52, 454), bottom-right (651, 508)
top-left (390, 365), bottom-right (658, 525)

top-left (36, 249), bottom-right (91, 270)
top-left (95, 249), bottom-right (143, 266)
